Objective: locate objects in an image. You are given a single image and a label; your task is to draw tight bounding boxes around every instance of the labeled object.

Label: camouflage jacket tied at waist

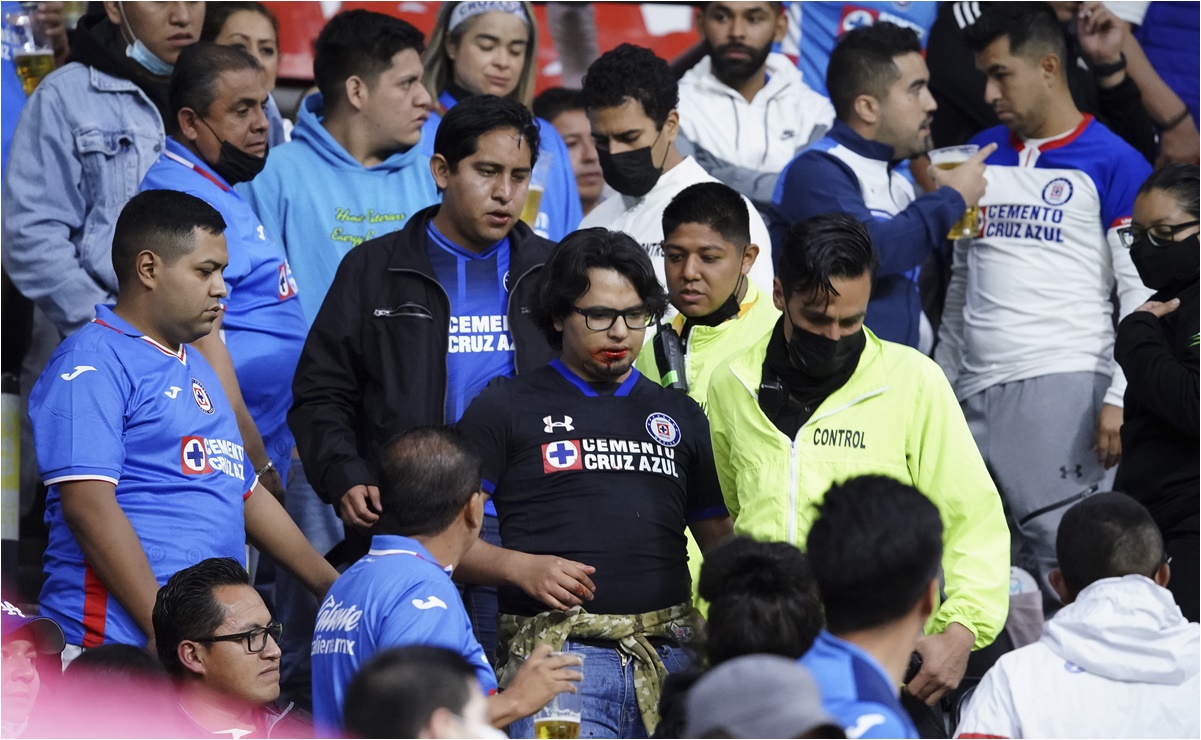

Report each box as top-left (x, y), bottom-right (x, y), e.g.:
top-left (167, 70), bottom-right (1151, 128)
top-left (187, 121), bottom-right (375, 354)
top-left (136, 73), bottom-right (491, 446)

top-left (495, 602), bottom-right (701, 735)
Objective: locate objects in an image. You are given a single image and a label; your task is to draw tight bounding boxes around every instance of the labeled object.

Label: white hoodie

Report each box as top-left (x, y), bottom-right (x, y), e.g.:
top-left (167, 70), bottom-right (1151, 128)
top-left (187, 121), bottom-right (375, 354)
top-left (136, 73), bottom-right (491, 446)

top-left (677, 52), bottom-right (835, 204)
top-left (956, 575), bottom-right (1200, 739)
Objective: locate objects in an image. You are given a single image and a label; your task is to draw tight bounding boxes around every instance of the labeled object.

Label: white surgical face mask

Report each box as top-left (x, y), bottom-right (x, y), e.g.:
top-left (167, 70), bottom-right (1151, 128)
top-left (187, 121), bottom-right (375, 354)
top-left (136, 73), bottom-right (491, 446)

top-left (117, 2), bottom-right (173, 76)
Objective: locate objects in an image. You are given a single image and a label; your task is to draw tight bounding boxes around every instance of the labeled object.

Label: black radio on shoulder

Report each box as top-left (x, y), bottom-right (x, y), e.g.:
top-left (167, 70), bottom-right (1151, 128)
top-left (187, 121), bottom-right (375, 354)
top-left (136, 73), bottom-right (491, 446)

top-left (652, 322), bottom-right (689, 393)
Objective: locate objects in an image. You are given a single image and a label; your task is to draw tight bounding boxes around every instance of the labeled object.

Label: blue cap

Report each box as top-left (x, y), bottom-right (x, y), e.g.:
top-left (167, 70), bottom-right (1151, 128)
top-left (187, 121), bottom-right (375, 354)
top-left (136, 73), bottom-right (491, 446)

top-left (2, 600), bottom-right (65, 654)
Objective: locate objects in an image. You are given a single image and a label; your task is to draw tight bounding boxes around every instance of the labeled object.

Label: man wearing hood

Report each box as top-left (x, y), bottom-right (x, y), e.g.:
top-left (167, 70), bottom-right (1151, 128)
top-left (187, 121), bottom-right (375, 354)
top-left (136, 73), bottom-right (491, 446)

top-left (2, 1), bottom-right (203, 337)
top-left (955, 492), bottom-right (1200, 738)
top-left (578, 43), bottom-right (774, 302)
top-left (236, 9), bottom-right (439, 709)
top-left (676, 2), bottom-right (835, 213)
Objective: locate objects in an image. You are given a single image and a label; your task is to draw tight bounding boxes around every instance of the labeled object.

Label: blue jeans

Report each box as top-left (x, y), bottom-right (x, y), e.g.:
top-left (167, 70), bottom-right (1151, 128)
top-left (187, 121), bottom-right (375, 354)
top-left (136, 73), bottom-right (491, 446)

top-left (276, 458), bottom-right (345, 710)
top-left (461, 515), bottom-right (501, 665)
top-left (509, 640), bottom-right (692, 739)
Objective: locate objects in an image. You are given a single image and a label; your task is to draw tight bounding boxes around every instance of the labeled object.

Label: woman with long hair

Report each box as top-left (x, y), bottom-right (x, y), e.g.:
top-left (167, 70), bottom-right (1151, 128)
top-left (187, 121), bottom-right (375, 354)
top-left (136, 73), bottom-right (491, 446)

top-left (200, 1), bottom-right (291, 146)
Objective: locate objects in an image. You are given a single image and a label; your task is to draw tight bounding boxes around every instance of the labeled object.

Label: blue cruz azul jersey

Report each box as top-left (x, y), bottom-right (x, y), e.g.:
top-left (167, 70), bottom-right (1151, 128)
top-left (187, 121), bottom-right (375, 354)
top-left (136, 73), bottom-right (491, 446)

top-left (311, 535), bottom-right (497, 733)
top-left (140, 138), bottom-right (307, 473)
top-left (29, 306), bottom-right (254, 648)
top-left (801, 631), bottom-right (919, 739)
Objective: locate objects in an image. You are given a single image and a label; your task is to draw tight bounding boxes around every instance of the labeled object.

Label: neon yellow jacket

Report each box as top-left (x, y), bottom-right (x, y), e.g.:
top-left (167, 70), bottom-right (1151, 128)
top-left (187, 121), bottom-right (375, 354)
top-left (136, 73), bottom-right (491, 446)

top-left (636, 281), bottom-right (781, 410)
top-left (707, 326), bottom-right (1010, 648)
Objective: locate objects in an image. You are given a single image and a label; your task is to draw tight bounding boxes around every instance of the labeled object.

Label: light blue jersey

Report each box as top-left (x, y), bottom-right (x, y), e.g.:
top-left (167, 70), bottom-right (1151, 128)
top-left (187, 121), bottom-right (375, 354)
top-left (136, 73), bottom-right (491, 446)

top-left (311, 535), bottom-right (497, 733)
top-left (30, 306), bottom-right (253, 648)
top-left (140, 138), bottom-right (308, 474)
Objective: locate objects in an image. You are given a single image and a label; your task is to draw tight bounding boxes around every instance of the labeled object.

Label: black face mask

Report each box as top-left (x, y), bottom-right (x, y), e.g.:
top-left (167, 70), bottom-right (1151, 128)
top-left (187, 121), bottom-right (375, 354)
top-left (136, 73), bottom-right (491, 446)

top-left (597, 128), bottom-right (667, 197)
top-left (786, 320), bottom-right (866, 379)
top-left (1130, 233), bottom-right (1199, 292)
top-left (198, 117), bottom-right (268, 185)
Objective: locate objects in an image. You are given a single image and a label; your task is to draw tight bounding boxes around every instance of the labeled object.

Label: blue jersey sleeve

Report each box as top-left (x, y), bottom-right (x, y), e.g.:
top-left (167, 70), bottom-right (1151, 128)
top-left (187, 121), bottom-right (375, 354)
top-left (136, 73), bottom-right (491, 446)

top-left (30, 348), bottom-right (128, 485)
top-left (1098, 150), bottom-right (1151, 231)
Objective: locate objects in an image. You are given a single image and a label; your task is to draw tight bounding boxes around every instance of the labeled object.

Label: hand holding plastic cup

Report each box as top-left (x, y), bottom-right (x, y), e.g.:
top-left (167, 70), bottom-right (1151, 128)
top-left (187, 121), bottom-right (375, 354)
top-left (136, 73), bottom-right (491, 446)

top-left (929, 144), bottom-right (982, 240)
top-left (533, 651), bottom-right (584, 739)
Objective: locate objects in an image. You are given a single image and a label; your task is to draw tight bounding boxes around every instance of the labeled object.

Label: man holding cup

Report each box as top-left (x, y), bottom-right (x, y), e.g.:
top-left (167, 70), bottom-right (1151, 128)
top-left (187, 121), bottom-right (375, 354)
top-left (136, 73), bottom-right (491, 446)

top-left (770, 21), bottom-right (993, 351)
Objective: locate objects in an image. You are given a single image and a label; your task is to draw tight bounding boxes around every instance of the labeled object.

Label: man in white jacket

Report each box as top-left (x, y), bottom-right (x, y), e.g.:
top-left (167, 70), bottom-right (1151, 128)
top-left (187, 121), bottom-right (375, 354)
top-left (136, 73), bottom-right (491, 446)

top-left (677, 2), bottom-right (835, 211)
top-left (955, 492), bottom-right (1199, 739)
top-left (580, 43), bottom-right (774, 298)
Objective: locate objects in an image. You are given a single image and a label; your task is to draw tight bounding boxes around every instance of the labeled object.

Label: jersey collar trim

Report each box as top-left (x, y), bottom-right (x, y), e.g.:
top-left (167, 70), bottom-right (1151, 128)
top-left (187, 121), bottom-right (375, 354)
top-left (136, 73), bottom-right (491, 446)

top-left (1010, 113), bottom-right (1094, 155)
top-left (92, 308), bottom-right (187, 363)
top-left (163, 137), bottom-right (233, 193)
top-left (367, 534), bottom-right (453, 574)
top-left (550, 358), bottom-right (640, 397)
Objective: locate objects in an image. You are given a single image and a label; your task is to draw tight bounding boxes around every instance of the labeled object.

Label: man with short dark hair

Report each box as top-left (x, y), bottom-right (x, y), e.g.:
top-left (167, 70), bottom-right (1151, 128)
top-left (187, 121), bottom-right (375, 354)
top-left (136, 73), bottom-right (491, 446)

top-left (956, 493), bottom-right (1200, 738)
top-left (802, 476), bottom-right (946, 739)
top-left (291, 94), bottom-right (593, 682)
top-left (677, 2), bottom-right (835, 210)
top-left (938, 3), bottom-right (1153, 607)
top-left (771, 22), bottom-right (993, 349)
top-left (310, 427), bottom-right (579, 734)
top-left (344, 646), bottom-right (499, 739)
top-left (456, 228), bottom-right (733, 738)
top-left (579, 43), bottom-right (774, 298)
top-left (533, 87), bottom-right (605, 217)
top-left (152, 557), bottom-right (312, 737)
top-left (140, 41), bottom-right (307, 500)
top-left (706, 213), bottom-right (1008, 707)
top-left (28, 190), bottom-right (337, 658)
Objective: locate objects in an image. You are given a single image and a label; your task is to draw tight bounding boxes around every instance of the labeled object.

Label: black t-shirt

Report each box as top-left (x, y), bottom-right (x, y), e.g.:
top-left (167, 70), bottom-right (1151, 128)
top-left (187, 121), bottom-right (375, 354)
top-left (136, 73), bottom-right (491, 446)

top-left (456, 360), bottom-right (727, 616)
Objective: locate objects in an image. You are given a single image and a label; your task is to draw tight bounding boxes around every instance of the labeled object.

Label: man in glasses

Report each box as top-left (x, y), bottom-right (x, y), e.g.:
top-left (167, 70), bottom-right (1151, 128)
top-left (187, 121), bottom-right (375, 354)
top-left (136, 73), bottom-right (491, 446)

top-left (152, 557), bottom-right (313, 737)
top-left (456, 228), bottom-right (733, 738)
top-left (936, 4), bottom-right (1153, 608)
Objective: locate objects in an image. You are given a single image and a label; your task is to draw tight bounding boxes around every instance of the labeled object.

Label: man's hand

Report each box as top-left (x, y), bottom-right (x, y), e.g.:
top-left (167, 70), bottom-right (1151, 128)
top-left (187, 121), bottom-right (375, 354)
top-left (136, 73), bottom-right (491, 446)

top-left (1093, 403), bottom-right (1123, 469)
top-left (338, 484), bottom-right (381, 530)
top-left (489, 644), bottom-right (582, 727)
top-left (1077, 3), bottom-right (1126, 75)
top-left (33, 2), bottom-right (70, 67)
top-left (1134, 297), bottom-right (1181, 318)
top-left (930, 142), bottom-right (998, 207)
top-left (259, 465), bottom-right (286, 505)
top-left (906, 622), bottom-right (974, 706)
top-left (513, 553), bottom-right (596, 611)
top-left (1156, 116), bottom-right (1201, 167)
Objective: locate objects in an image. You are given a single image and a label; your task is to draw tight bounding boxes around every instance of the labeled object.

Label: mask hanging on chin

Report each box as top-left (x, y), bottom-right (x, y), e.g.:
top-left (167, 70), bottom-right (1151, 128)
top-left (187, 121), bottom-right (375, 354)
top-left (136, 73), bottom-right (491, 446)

top-left (118, 2), bottom-right (174, 76)
top-left (197, 116), bottom-right (268, 185)
top-left (597, 127), bottom-right (668, 197)
top-left (785, 320), bottom-right (866, 379)
top-left (1130, 233), bottom-right (1199, 292)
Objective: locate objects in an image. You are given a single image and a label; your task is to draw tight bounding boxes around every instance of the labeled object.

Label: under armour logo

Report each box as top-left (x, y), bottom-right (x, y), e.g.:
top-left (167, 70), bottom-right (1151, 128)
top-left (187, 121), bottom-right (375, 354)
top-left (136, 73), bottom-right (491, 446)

top-left (1059, 465), bottom-right (1083, 480)
top-left (411, 596), bottom-right (448, 610)
top-left (60, 365), bottom-right (96, 381)
top-left (543, 415), bottom-right (574, 433)
top-left (164, 386), bottom-right (182, 399)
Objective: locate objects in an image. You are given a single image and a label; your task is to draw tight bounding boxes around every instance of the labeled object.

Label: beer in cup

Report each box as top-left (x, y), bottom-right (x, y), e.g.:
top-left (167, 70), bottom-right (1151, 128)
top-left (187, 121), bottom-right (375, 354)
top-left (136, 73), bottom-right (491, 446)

top-left (929, 144), bottom-right (981, 240)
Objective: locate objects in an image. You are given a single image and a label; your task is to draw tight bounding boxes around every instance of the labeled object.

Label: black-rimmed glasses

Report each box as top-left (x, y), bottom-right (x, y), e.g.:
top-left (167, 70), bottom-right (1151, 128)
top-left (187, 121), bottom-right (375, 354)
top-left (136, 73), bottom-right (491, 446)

top-left (1117, 220), bottom-right (1200, 248)
top-left (571, 306), bottom-right (653, 332)
top-left (193, 621), bottom-right (283, 653)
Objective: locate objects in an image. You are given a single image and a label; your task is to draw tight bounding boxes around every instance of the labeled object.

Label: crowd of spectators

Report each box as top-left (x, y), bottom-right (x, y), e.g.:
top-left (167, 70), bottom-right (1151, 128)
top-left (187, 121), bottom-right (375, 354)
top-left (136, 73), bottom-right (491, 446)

top-left (1, 1), bottom-right (1197, 738)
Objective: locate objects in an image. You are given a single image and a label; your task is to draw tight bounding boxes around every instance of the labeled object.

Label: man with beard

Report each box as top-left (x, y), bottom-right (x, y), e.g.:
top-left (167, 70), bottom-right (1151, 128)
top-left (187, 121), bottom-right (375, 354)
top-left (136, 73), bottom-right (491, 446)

top-left (456, 228), bottom-right (733, 738)
top-left (770, 22), bottom-right (992, 350)
top-left (677, 2), bottom-right (834, 212)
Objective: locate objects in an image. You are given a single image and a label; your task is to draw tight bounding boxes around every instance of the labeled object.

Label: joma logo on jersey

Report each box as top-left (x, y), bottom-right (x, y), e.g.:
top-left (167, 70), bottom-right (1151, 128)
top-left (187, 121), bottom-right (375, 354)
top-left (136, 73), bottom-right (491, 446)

top-left (542, 440), bottom-right (582, 473)
top-left (181, 436), bottom-right (213, 474)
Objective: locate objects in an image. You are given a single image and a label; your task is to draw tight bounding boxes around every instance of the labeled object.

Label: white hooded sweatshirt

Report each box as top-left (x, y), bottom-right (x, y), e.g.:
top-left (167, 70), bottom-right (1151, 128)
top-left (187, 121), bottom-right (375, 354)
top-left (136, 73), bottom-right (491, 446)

top-left (955, 575), bottom-right (1200, 739)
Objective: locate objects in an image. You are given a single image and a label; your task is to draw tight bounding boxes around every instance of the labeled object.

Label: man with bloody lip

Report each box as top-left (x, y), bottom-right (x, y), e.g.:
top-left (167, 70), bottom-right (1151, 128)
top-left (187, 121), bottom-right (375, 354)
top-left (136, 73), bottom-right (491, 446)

top-left (291, 95), bottom-right (596, 664)
top-left (455, 228), bottom-right (734, 738)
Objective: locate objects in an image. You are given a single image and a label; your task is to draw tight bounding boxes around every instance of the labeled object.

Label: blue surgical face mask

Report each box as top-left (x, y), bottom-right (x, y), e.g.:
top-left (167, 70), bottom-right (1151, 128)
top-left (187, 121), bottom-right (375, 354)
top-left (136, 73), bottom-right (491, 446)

top-left (118, 2), bottom-right (173, 76)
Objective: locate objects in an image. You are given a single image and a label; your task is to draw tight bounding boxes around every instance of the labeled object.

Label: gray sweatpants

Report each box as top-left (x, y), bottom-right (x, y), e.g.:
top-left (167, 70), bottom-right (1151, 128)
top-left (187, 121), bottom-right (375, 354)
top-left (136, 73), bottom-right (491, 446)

top-left (961, 372), bottom-right (1114, 604)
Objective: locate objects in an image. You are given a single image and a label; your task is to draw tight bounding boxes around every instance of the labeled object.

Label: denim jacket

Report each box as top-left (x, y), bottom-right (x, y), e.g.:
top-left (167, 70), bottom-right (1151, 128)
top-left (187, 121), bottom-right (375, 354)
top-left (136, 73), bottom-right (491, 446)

top-left (1, 62), bottom-right (164, 336)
